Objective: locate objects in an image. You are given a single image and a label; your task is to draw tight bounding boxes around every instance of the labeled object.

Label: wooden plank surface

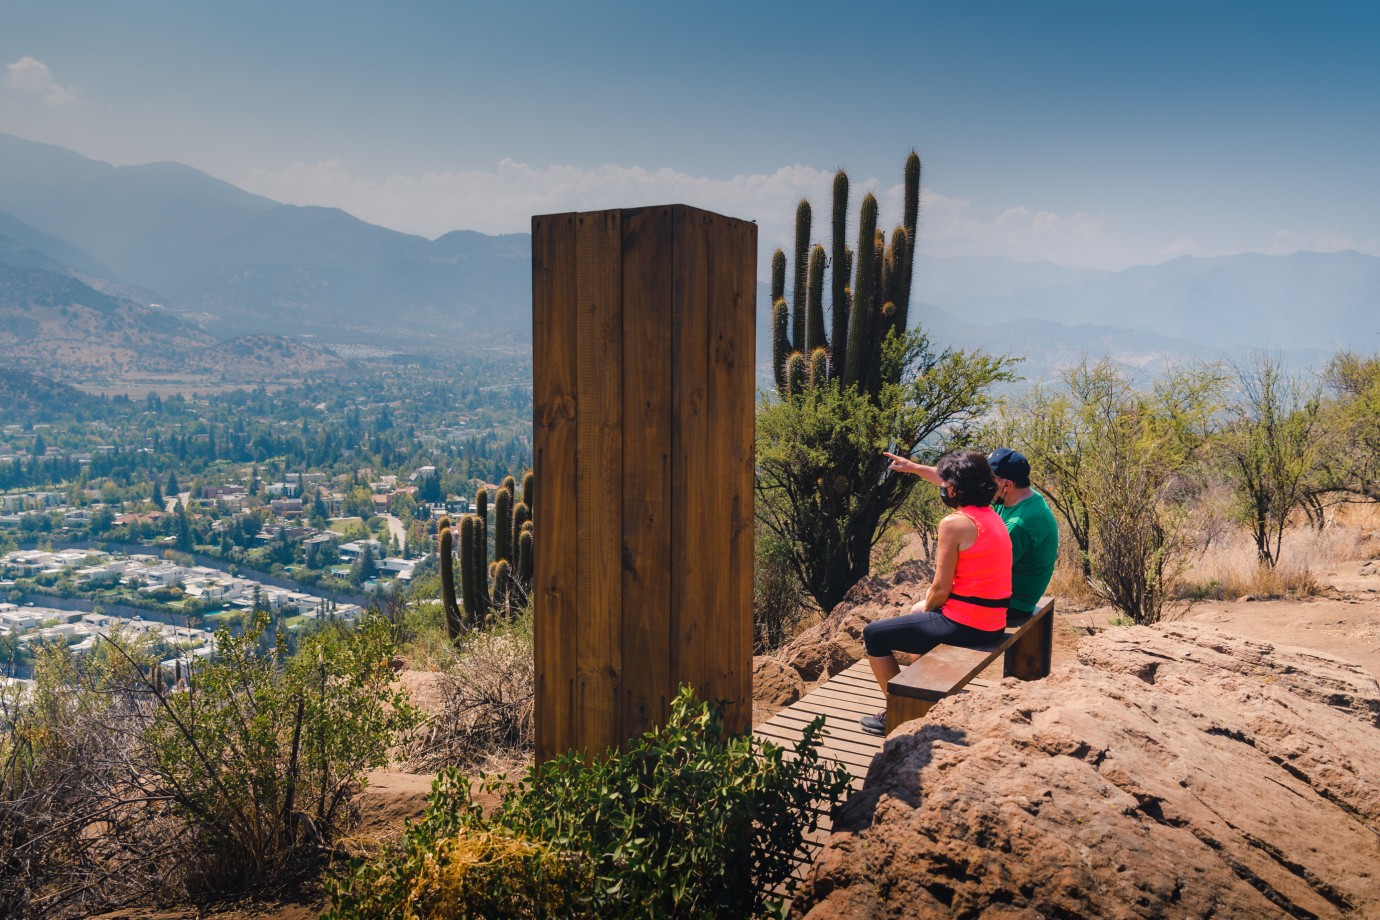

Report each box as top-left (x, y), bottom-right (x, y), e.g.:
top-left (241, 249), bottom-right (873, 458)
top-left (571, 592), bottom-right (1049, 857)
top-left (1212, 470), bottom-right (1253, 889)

top-left (711, 209), bottom-right (757, 735)
top-left (619, 206), bottom-right (674, 739)
top-left (531, 213), bottom-right (579, 763)
top-left (752, 659), bottom-right (883, 900)
top-left (574, 210), bottom-right (624, 755)
top-left (670, 207), bottom-right (712, 706)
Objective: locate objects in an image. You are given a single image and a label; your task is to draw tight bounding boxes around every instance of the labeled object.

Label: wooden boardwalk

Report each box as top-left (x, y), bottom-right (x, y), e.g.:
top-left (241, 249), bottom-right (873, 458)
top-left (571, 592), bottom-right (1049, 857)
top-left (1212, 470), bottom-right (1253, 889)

top-left (753, 658), bottom-right (999, 883)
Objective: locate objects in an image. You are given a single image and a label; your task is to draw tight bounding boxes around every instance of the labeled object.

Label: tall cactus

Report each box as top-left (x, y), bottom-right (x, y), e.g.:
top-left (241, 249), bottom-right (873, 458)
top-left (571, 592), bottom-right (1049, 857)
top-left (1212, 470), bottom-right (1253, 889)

top-left (438, 516), bottom-right (464, 640)
top-left (791, 199), bottom-right (811, 353)
top-left (830, 170), bottom-right (851, 366)
top-left (458, 513), bottom-right (484, 626)
top-left (770, 152), bottom-right (921, 399)
top-left (494, 486), bottom-right (514, 569)
top-left (511, 501), bottom-right (532, 542)
top-left (785, 351), bottom-right (808, 397)
top-left (456, 472), bottom-right (536, 624)
top-left (900, 151), bottom-right (920, 322)
top-left (516, 522), bottom-right (534, 587)
top-left (771, 298), bottom-right (791, 392)
top-left (806, 244), bottom-right (827, 353)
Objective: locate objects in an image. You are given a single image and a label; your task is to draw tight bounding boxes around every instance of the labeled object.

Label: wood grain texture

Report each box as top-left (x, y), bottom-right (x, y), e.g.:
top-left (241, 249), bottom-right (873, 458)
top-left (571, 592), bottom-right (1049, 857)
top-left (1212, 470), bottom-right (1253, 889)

top-left (533, 205), bottom-right (755, 758)
top-left (713, 211), bottom-right (757, 734)
top-left (574, 210), bottom-right (624, 756)
top-left (531, 213), bottom-right (578, 763)
top-left (669, 207), bottom-right (712, 706)
top-left (1005, 597), bottom-right (1055, 679)
top-left (885, 694), bottom-right (937, 733)
top-left (619, 206), bottom-right (674, 739)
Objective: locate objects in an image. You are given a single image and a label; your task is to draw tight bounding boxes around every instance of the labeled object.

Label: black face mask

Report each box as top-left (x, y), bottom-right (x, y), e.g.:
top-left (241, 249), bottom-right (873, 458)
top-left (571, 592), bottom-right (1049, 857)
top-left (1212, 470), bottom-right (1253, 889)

top-left (941, 487), bottom-right (961, 509)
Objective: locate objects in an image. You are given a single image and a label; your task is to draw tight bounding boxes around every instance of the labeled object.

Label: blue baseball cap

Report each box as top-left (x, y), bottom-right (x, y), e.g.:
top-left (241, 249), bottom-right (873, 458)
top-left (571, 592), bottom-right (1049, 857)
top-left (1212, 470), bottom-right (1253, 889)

top-left (988, 447), bottom-right (1030, 481)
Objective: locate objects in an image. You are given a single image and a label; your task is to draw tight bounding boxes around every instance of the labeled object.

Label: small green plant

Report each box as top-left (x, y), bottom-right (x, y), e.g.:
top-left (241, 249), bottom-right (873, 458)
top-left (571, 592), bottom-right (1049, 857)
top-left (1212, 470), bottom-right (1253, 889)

top-left (327, 686), bottom-right (851, 919)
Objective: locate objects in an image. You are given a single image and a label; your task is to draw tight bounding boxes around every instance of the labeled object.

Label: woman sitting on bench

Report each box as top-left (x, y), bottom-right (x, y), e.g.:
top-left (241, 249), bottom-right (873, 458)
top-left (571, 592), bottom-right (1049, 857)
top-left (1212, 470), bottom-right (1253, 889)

top-left (859, 449), bottom-right (1013, 735)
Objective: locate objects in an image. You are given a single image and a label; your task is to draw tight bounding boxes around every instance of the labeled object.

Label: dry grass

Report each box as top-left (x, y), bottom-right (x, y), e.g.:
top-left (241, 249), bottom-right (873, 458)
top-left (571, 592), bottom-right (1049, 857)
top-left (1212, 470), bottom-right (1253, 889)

top-left (1176, 502), bottom-right (1380, 601)
top-left (1045, 526), bottom-right (1100, 610)
top-left (402, 618), bottom-right (534, 775)
top-left (1038, 501), bottom-right (1380, 609)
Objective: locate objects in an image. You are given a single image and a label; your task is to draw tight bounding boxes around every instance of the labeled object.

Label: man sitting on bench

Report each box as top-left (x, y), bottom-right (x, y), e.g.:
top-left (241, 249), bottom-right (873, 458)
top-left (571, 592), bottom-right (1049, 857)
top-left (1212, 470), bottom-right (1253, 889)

top-left (987, 447), bottom-right (1060, 625)
top-left (859, 450), bottom-right (1012, 735)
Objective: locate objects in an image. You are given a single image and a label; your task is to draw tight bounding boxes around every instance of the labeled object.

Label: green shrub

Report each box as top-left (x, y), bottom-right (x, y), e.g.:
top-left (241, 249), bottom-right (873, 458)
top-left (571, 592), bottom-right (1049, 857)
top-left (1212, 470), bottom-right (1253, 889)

top-left (327, 687), bottom-right (850, 919)
top-left (139, 611), bottom-right (420, 894)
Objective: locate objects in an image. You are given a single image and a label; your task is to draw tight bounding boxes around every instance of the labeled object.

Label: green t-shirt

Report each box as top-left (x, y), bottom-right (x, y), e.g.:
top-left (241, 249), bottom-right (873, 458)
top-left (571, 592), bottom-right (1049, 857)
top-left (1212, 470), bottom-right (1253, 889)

top-left (995, 489), bottom-right (1059, 615)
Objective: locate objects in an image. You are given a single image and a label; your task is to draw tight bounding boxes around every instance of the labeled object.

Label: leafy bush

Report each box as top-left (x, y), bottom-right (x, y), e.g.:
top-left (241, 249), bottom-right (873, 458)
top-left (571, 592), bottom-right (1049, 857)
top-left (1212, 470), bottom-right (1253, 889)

top-left (139, 612), bottom-right (420, 893)
top-left (327, 687), bottom-right (851, 919)
top-left (1, 613), bottom-right (418, 916)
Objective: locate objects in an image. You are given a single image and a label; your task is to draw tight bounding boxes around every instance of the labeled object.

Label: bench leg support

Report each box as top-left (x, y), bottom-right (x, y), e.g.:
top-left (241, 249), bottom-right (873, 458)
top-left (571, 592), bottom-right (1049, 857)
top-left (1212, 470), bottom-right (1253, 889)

top-left (886, 696), bottom-right (935, 734)
top-left (1004, 602), bottom-right (1054, 680)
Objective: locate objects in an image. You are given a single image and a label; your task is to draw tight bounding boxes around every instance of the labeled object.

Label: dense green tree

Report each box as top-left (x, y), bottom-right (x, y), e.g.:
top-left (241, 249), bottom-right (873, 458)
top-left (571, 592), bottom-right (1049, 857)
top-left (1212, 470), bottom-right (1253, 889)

top-left (1317, 351), bottom-right (1380, 504)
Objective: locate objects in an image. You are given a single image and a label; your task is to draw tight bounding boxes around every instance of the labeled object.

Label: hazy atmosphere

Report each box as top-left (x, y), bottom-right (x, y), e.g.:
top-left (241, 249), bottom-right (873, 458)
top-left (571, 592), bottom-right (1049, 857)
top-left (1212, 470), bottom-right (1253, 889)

top-left (5, 0), bottom-right (1378, 271)
top-left (5, 5), bottom-right (1380, 918)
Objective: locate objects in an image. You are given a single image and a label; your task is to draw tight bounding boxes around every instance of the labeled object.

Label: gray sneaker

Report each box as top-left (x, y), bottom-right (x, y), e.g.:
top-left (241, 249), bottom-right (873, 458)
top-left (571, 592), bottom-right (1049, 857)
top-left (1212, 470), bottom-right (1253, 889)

top-left (859, 712), bottom-right (886, 736)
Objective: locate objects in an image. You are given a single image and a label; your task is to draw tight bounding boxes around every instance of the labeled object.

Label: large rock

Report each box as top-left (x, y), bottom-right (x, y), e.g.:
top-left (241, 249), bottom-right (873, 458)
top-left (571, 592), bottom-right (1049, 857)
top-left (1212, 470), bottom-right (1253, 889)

top-left (753, 655), bottom-right (806, 723)
top-left (792, 623), bottom-right (1380, 919)
top-left (774, 560), bottom-right (934, 683)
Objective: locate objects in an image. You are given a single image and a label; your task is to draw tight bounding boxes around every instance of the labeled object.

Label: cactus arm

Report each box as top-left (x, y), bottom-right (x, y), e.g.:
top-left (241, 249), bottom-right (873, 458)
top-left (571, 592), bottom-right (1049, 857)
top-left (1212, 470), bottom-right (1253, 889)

top-left (792, 199), bottom-right (812, 353)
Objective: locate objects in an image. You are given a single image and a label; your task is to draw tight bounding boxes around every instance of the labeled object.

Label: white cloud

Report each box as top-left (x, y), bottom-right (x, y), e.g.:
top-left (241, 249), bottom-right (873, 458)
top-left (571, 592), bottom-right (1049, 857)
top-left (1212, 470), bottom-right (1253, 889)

top-left (4, 57), bottom-right (82, 107)
top-left (914, 192), bottom-right (1129, 267)
top-left (239, 158), bottom-right (1144, 269)
top-left (238, 158), bottom-right (1376, 271)
top-left (241, 158), bottom-right (835, 244)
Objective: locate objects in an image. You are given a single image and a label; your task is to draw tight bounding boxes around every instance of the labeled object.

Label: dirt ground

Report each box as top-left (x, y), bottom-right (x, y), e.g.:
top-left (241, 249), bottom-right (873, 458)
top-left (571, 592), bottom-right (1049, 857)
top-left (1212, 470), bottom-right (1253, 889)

top-left (1046, 560), bottom-right (1380, 682)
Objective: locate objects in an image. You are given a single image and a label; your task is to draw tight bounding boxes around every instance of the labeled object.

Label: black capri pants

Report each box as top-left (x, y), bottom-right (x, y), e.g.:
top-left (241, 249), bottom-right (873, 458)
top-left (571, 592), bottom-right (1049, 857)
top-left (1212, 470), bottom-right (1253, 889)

top-left (862, 608), bottom-right (1002, 658)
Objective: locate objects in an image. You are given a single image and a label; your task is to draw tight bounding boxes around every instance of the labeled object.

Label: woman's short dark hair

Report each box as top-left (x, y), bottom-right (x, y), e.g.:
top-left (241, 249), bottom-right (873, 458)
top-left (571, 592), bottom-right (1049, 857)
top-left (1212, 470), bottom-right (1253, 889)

top-left (936, 449), bottom-right (999, 507)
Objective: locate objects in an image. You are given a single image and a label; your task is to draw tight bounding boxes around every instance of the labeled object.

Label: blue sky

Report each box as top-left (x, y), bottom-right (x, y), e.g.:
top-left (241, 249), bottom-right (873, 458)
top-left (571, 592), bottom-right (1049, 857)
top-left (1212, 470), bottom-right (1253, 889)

top-left (2, 0), bottom-right (1377, 269)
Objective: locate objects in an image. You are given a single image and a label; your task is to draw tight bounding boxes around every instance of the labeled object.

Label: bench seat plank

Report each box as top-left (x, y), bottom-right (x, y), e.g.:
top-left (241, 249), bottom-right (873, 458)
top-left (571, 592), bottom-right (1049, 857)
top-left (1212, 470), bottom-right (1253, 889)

top-left (885, 597), bottom-right (1054, 733)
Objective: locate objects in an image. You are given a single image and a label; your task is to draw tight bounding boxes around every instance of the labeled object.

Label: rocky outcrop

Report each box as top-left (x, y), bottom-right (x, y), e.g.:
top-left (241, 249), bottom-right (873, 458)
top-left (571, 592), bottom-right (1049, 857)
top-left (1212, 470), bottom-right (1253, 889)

top-left (753, 656), bottom-right (805, 711)
top-left (752, 561), bottom-right (934, 721)
top-left (791, 623), bottom-right (1380, 919)
top-left (776, 560), bottom-right (935, 683)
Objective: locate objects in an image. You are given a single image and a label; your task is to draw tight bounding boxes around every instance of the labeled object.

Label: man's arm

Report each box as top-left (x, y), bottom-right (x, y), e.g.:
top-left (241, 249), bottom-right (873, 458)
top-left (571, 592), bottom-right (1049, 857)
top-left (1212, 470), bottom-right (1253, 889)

top-left (883, 451), bottom-right (942, 487)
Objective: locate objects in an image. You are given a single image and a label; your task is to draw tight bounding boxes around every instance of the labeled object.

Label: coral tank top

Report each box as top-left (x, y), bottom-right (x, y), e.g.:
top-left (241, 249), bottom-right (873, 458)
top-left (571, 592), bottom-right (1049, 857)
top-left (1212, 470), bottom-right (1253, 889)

top-left (943, 505), bottom-right (1013, 631)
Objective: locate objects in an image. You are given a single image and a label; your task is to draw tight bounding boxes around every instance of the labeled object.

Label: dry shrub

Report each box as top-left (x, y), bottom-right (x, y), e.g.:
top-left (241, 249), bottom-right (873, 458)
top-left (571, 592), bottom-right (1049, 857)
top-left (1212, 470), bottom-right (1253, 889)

top-left (382, 827), bottom-right (585, 919)
top-left (2, 616), bottom-right (416, 918)
top-left (1, 677), bottom-right (177, 918)
top-left (1045, 523), bottom-right (1098, 610)
top-left (404, 614), bottom-right (533, 774)
top-left (1176, 506), bottom-right (1380, 600)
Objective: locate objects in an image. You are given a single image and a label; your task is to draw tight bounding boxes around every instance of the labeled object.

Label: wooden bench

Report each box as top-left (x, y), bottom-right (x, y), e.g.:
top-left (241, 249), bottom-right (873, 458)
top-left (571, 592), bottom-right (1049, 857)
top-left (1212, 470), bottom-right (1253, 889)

top-left (885, 596), bottom-right (1055, 733)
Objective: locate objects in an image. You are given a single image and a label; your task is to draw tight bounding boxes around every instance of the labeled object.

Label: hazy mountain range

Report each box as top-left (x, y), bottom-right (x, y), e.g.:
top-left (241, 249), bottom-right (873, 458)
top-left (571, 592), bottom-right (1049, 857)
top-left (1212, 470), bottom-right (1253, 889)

top-left (1, 131), bottom-right (1376, 386)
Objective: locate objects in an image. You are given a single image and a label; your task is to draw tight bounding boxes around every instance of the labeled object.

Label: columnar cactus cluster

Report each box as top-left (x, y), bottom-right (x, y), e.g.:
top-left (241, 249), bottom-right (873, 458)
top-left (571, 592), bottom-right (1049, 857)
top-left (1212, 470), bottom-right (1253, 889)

top-left (438, 471), bottom-right (534, 638)
top-left (771, 152), bottom-right (921, 399)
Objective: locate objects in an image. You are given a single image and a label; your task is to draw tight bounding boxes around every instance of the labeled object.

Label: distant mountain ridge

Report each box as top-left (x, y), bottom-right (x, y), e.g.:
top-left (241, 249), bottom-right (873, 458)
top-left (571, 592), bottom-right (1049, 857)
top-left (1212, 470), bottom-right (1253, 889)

top-left (1, 131), bottom-right (1377, 382)
top-left (916, 250), bottom-right (1379, 354)
top-left (0, 264), bottom-right (342, 382)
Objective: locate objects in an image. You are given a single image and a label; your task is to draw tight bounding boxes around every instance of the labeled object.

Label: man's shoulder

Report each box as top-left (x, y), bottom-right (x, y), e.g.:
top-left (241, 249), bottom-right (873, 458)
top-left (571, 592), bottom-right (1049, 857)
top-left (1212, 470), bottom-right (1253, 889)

top-left (1004, 491), bottom-right (1057, 531)
top-left (1026, 489), bottom-right (1057, 518)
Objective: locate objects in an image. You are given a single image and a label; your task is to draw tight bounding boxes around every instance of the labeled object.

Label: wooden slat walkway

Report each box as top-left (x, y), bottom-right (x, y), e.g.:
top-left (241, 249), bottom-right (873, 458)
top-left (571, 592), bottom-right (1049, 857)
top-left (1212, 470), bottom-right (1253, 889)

top-left (753, 658), bottom-right (999, 886)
